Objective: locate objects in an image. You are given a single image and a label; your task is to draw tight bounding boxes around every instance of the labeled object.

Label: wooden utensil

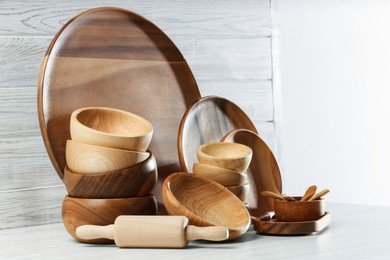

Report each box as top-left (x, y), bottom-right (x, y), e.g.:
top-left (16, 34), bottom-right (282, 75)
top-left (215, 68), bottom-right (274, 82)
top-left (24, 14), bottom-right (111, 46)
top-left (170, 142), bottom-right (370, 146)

top-left (222, 129), bottom-right (282, 217)
top-left (37, 7), bottom-right (201, 213)
top-left (62, 195), bottom-right (158, 243)
top-left (261, 191), bottom-right (286, 201)
top-left (192, 163), bottom-right (248, 187)
top-left (282, 194), bottom-right (296, 201)
top-left (301, 185), bottom-right (317, 201)
top-left (178, 96), bottom-right (257, 172)
top-left (65, 140), bottom-right (150, 174)
top-left (308, 189), bottom-right (330, 201)
top-left (76, 216), bottom-right (228, 248)
top-left (162, 172), bottom-right (250, 240)
top-left (197, 142), bottom-right (252, 173)
top-left (63, 152), bottom-right (157, 198)
top-left (70, 107), bottom-right (153, 151)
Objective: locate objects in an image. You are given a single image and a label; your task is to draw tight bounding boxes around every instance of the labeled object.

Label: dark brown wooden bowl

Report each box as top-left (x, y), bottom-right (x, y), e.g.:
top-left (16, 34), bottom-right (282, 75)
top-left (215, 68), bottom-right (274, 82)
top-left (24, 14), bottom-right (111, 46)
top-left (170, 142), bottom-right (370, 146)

top-left (62, 195), bottom-right (158, 243)
top-left (274, 197), bottom-right (325, 222)
top-left (63, 152), bottom-right (157, 198)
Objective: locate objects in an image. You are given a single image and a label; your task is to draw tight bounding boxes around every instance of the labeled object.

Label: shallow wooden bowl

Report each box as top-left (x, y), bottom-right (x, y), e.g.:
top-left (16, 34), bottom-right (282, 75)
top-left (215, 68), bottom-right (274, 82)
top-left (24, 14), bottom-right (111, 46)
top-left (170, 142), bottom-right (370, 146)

top-left (162, 172), bottom-right (250, 240)
top-left (70, 107), bottom-right (153, 151)
top-left (197, 142), bottom-right (252, 173)
top-left (274, 197), bottom-right (325, 222)
top-left (226, 184), bottom-right (249, 202)
top-left (66, 140), bottom-right (150, 174)
top-left (64, 152), bottom-right (157, 198)
top-left (62, 195), bottom-right (158, 243)
top-left (192, 163), bottom-right (248, 187)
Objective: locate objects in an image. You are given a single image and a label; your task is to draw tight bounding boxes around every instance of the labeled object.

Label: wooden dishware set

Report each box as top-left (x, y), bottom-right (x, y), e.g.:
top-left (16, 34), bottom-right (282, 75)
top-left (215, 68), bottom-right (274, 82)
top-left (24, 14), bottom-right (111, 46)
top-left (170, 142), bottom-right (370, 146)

top-left (37, 7), bottom-right (331, 249)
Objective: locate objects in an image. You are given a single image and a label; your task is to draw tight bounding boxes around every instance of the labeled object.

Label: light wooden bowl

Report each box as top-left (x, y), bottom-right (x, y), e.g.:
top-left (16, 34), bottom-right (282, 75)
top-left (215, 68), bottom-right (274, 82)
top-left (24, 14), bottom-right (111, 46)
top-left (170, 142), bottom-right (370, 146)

top-left (62, 195), bottom-right (158, 243)
top-left (66, 140), bottom-right (150, 174)
top-left (70, 107), bottom-right (153, 151)
top-left (192, 163), bottom-right (247, 187)
top-left (64, 152), bottom-right (157, 198)
top-left (274, 197), bottom-right (325, 222)
top-left (197, 142), bottom-right (252, 173)
top-left (226, 184), bottom-right (249, 203)
top-left (162, 172), bottom-right (250, 240)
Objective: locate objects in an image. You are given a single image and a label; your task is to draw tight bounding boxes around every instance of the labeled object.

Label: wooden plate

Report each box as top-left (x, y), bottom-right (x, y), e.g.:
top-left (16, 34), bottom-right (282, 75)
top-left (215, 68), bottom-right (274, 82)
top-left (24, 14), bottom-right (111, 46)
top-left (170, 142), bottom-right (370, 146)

top-left (221, 129), bottom-right (282, 217)
top-left (178, 96), bottom-right (257, 172)
top-left (37, 7), bottom-right (201, 212)
top-left (253, 211), bottom-right (331, 235)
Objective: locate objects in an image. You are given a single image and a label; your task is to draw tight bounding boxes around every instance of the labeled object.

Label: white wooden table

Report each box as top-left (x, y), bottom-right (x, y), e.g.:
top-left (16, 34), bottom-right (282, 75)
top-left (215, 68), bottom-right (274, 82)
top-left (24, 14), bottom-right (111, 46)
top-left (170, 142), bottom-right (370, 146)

top-left (1, 202), bottom-right (389, 259)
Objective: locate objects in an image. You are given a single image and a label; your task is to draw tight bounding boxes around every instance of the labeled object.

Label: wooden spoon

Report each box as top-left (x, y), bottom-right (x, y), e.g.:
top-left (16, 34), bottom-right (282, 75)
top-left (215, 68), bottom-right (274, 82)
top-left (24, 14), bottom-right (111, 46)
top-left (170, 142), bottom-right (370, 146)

top-left (260, 191), bottom-right (286, 201)
top-left (308, 189), bottom-right (330, 201)
top-left (300, 185), bottom-right (317, 201)
top-left (281, 194), bottom-right (296, 201)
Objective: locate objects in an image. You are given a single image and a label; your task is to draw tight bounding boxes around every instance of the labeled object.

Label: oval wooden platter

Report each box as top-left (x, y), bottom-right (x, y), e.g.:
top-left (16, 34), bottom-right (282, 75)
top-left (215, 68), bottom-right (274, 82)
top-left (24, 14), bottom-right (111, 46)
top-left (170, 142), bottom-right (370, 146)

top-left (37, 7), bottom-right (201, 212)
top-left (178, 96), bottom-right (258, 172)
top-left (221, 129), bottom-right (282, 218)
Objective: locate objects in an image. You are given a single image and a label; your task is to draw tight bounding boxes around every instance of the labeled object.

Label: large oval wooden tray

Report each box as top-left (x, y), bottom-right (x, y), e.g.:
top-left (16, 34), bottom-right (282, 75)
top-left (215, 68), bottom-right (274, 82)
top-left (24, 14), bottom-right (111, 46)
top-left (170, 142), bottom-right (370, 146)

top-left (178, 96), bottom-right (257, 172)
top-left (37, 7), bottom-right (201, 212)
top-left (221, 129), bottom-right (282, 218)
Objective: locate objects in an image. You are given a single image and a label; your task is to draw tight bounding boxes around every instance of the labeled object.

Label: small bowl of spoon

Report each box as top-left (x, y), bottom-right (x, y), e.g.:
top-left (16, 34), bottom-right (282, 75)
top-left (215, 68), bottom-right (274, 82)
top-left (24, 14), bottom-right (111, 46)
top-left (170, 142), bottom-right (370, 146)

top-left (261, 186), bottom-right (330, 222)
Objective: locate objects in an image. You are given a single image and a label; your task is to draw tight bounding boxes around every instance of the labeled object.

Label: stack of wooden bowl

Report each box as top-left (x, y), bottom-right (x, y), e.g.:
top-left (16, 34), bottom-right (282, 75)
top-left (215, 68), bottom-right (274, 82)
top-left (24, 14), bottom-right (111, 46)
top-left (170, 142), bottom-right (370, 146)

top-left (193, 142), bottom-right (252, 203)
top-left (62, 107), bottom-right (158, 243)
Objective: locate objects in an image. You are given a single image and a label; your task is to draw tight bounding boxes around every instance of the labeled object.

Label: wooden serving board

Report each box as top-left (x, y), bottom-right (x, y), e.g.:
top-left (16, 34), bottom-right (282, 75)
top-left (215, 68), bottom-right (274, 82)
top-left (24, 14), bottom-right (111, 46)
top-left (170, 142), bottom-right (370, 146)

top-left (221, 129), bottom-right (282, 218)
top-left (37, 7), bottom-right (201, 212)
top-left (178, 96), bottom-right (257, 172)
top-left (253, 212), bottom-right (331, 235)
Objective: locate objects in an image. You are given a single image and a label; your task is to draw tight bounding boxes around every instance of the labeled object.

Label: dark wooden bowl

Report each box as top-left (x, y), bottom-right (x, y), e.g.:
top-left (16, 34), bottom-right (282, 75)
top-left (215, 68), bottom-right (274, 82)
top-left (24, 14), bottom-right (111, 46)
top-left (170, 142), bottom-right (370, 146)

top-left (62, 195), bottom-right (158, 243)
top-left (274, 197), bottom-right (325, 222)
top-left (63, 153), bottom-right (157, 198)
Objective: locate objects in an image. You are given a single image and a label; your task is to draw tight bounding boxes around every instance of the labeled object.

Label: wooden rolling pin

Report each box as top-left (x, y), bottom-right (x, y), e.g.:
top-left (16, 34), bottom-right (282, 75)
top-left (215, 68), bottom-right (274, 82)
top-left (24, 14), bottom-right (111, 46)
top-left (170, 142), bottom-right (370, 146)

top-left (76, 215), bottom-right (228, 248)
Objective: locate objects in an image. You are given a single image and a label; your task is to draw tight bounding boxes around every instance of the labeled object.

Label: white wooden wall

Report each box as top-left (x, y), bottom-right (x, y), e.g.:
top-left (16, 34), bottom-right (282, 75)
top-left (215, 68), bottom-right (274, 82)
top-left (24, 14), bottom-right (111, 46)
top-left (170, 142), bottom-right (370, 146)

top-left (0, 0), bottom-right (276, 229)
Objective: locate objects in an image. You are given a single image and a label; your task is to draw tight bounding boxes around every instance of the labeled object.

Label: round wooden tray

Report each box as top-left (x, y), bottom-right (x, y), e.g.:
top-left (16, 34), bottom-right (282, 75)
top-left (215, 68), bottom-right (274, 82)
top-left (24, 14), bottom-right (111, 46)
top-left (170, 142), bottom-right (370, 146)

top-left (37, 7), bottom-right (201, 212)
top-left (178, 96), bottom-right (257, 172)
top-left (221, 129), bottom-right (282, 218)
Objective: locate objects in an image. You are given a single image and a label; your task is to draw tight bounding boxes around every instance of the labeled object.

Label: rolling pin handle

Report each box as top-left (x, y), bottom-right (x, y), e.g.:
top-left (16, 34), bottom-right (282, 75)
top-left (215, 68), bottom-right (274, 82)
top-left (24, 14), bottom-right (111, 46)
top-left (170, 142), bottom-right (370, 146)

top-left (76, 224), bottom-right (115, 240)
top-left (185, 225), bottom-right (228, 241)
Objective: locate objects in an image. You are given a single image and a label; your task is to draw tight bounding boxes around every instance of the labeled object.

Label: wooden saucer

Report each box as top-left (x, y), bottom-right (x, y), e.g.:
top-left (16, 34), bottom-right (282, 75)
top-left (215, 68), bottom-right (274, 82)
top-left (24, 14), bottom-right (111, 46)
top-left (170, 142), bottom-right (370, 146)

top-left (178, 96), bottom-right (257, 172)
top-left (253, 211), bottom-right (331, 235)
top-left (37, 7), bottom-right (201, 212)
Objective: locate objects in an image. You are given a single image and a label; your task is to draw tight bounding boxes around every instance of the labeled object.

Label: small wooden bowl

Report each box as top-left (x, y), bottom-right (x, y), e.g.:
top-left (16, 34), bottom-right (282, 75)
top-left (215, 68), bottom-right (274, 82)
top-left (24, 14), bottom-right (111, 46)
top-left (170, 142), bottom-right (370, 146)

top-left (66, 140), bottom-right (150, 174)
top-left (70, 107), bottom-right (153, 151)
top-left (64, 152), bottom-right (157, 198)
top-left (197, 142), bottom-right (252, 173)
top-left (226, 184), bottom-right (249, 202)
top-left (162, 172), bottom-right (250, 240)
top-left (62, 195), bottom-right (158, 243)
top-left (274, 197), bottom-right (325, 222)
top-left (192, 163), bottom-right (248, 187)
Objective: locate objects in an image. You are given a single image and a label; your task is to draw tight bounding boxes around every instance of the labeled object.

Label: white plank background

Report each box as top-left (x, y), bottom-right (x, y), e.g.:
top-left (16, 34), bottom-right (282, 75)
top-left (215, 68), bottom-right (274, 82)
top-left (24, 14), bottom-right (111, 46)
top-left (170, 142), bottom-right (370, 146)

top-left (0, 0), bottom-right (277, 229)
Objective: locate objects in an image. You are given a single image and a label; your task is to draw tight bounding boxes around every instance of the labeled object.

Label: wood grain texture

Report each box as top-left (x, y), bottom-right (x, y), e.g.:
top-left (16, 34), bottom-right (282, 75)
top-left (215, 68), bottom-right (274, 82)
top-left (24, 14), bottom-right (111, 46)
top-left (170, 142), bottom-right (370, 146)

top-left (178, 96), bottom-right (258, 172)
top-left (0, 0), bottom-right (276, 229)
top-left (62, 195), bottom-right (158, 243)
top-left (0, 185), bottom-right (66, 229)
top-left (0, 0), bottom-right (270, 37)
top-left (64, 153), bottom-right (157, 198)
top-left (162, 172), bottom-right (250, 240)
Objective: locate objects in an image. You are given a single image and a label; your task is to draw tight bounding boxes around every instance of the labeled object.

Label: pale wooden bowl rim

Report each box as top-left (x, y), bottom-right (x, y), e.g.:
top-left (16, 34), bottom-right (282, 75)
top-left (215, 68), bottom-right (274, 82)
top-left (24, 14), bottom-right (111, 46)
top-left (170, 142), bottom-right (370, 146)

top-left (198, 142), bottom-right (252, 160)
top-left (71, 106), bottom-right (153, 138)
